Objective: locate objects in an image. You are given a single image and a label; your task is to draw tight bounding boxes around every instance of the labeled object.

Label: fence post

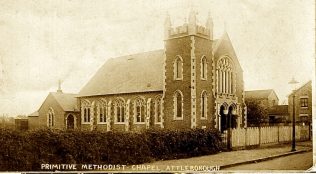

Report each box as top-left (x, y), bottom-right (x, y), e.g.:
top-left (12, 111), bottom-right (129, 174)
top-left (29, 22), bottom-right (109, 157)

top-left (277, 125), bottom-right (280, 143)
top-left (245, 127), bottom-right (247, 148)
top-left (259, 125), bottom-right (261, 146)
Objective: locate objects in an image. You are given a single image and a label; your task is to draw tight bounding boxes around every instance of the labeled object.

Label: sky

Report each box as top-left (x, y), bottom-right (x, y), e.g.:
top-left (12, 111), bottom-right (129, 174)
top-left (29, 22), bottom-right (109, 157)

top-left (0, 0), bottom-right (314, 116)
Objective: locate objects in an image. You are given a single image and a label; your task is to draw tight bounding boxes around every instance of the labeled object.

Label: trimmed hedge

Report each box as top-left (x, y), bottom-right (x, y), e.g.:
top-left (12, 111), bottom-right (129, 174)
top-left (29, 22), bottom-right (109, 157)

top-left (0, 128), bottom-right (222, 171)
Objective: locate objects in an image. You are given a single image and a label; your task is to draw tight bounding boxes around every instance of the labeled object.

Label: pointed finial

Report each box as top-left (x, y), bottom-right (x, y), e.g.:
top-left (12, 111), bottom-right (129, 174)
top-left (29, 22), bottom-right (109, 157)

top-left (57, 79), bottom-right (63, 93)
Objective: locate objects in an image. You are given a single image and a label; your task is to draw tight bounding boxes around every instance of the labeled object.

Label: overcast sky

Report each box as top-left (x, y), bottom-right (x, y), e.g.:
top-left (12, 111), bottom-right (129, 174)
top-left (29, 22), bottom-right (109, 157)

top-left (0, 0), bottom-right (314, 116)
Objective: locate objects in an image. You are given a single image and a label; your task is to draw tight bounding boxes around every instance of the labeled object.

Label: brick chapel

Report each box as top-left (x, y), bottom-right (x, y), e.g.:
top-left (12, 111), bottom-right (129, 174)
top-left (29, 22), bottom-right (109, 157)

top-left (28, 11), bottom-right (247, 132)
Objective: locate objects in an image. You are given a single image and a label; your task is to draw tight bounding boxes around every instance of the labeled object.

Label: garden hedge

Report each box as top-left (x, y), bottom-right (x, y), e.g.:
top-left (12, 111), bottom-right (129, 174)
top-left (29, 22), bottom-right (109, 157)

top-left (0, 128), bottom-right (222, 171)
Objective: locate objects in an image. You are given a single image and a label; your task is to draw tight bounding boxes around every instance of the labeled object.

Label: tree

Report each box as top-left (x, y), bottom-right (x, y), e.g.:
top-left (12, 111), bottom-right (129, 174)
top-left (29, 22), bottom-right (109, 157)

top-left (245, 99), bottom-right (269, 127)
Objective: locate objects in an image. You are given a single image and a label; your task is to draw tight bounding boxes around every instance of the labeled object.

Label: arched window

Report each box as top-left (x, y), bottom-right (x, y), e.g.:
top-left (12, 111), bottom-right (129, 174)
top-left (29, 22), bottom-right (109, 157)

top-left (81, 100), bottom-right (91, 123)
top-left (201, 91), bottom-right (207, 119)
top-left (174, 56), bottom-right (183, 80)
top-left (47, 108), bottom-right (54, 127)
top-left (97, 99), bottom-right (107, 124)
top-left (201, 56), bottom-right (207, 80)
top-left (114, 98), bottom-right (125, 123)
top-left (154, 95), bottom-right (162, 123)
top-left (216, 56), bottom-right (234, 95)
top-left (174, 90), bottom-right (183, 119)
top-left (134, 97), bottom-right (146, 123)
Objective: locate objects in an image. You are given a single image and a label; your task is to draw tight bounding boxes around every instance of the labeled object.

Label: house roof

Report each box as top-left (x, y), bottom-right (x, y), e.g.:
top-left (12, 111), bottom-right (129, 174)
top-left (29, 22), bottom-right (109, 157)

top-left (290, 80), bottom-right (312, 96)
top-left (50, 92), bottom-right (78, 112)
top-left (245, 89), bottom-right (275, 99)
top-left (28, 111), bottom-right (39, 117)
top-left (268, 105), bottom-right (289, 115)
top-left (79, 49), bottom-right (165, 96)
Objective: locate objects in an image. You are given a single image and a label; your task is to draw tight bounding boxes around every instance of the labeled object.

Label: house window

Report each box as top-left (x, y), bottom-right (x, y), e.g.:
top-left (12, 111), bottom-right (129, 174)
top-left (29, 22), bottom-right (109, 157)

top-left (174, 90), bottom-right (183, 119)
top-left (216, 56), bottom-right (234, 94)
top-left (83, 108), bottom-right (91, 123)
top-left (201, 91), bottom-right (207, 119)
top-left (115, 99), bottom-right (125, 123)
top-left (134, 97), bottom-right (146, 123)
top-left (47, 108), bottom-right (54, 127)
top-left (174, 56), bottom-right (183, 80)
top-left (201, 56), bottom-right (207, 80)
top-left (97, 100), bottom-right (107, 123)
top-left (300, 98), bottom-right (308, 107)
top-left (154, 96), bottom-right (162, 123)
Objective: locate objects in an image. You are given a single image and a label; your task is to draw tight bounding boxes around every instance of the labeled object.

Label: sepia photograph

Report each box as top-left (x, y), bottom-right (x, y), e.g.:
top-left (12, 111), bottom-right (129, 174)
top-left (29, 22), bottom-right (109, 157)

top-left (0, 0), bottom-right (314, 173)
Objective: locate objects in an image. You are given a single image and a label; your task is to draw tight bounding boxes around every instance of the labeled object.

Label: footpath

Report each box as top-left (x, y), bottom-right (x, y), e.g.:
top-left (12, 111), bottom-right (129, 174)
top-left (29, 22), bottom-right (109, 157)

top-left (125, 141), bottom-right (312, 172)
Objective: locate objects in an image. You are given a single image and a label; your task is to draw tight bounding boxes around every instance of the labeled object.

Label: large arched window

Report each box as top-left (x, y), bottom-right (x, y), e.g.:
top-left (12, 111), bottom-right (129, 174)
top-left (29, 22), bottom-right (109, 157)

top-left (97, 99), bottom-right (107, 124)
top-left (134, 97), bottom-right (146, 123)
top-left (153, 95), bottom-right (162, 123)
top-left (201, 56), bottom-right (207, 80)
top-left (81, 100), bottom-right (91, 123)
top-left (47, 108), bottom-right (54, 127)
top-left (174, 56), bottom-right (183, 80)
top-left (201, 91), bottom-right (207, 119)
top-left (216, 56), bottom-right (234, 95)
top-left (114, 98), bottom-right (125, 123)
top-left (174, 90), bottom-right (183, 120)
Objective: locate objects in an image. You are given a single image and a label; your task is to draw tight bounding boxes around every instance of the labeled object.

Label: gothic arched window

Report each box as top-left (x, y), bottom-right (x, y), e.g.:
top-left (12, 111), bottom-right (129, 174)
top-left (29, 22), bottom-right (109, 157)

top-left (154, 95), bottom-right (162, 123)
top-left (174, 90), bottom-right (183, 119)
top-left (201, 56), bottom-right (207, 80)
top-left (134, 97), bottom-right (146, 123)
top-left (97, 99), bottom-right (107, 123)
top-left (114, 98), bottom-right (125, 123)
top-left (216, 56), bottom-right (235, 95)
top-left (174, 56), bottom-right (183, 80)
top-left (81, 100), bottom-right (91, 123)
top-left (201, 91), bottom-right (207, 119)
top-left (47, 108), bottom-right (54, 127)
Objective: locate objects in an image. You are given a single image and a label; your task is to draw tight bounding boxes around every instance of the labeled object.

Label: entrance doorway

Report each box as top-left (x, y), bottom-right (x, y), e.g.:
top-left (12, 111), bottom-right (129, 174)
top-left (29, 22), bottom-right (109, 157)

top-left (66, 114), bottom-right (75, 130)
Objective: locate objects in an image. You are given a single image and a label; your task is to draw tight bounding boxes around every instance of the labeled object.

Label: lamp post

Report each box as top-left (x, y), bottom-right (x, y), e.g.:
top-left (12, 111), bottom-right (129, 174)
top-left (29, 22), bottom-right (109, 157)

top-left (289, 77), bottom-right (299, 152)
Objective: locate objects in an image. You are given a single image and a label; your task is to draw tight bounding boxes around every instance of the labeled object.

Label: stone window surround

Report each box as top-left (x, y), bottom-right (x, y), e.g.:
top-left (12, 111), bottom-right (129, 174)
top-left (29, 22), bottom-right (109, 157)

top-left (47, 107), bottom-right (55, 127)
top-left (173, 90), bottom-right (184, 120)
top-left (174, 55), bottom-right (183, 80)
top-left (133, 97), bottom-right (146, 124)
top-left (81, 99), bottom-right (92, 124)
top-left (114, 98), bottom-right (126, 124)
top-left (200, 91), bottom-right (208, 120)
top-left (154, 95), bottom-right (163, 124)
top-left (216, 56), bottom-right (235, 95)
top-left (96, 99), bottom-right (107, 124)
top-left (200, 55), bottom-right (207, 80)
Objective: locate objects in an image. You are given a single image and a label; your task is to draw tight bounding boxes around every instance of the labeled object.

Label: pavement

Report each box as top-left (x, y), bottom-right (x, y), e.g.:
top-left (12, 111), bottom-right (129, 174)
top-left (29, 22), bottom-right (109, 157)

top-left (126, 141), bottom-right (312, 172)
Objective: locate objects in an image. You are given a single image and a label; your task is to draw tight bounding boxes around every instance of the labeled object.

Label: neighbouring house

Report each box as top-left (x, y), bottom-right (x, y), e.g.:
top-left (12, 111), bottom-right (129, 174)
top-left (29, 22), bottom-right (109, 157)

top-left (28, 11), bottom-right (247, 132)
top-left (28, 86), bottom-right (79, 130)
top-left (15, 115), bottom-right (28, 131)
top-left (268, 105), bottom-right (289, 125)
top-left (288, 80), bottom-right (312, 125)
top-left (245, 89), bottom-right (279, 109)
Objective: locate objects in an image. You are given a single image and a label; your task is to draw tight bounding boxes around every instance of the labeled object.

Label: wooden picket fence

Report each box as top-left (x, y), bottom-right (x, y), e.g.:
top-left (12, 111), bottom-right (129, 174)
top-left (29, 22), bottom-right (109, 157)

top-left (229, 125), bottom-right (310, 148)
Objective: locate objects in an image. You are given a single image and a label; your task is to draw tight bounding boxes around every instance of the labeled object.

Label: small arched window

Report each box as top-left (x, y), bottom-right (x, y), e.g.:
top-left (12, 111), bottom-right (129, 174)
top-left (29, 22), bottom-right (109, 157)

top-left (174, 90), bottom-right (183, 119)
top-left (114, 98), bottom-right (125, 123)
top-left (201, 56), bottom-right (207, 80)
top-left (154, 95), bottom-right (162, 123)
top-left (201, 91), bottom-right (207, 119)
top-left (47, 108), bottom-right (54, 127)
top-left (134, 97), bottom-right (146, 123)
top-left (174, 56), bottom-right (183, 80)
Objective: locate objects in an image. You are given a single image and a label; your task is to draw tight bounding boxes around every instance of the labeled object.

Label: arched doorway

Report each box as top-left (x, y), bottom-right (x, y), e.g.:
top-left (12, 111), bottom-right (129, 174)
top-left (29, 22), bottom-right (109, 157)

top-left (66, 114), bottom-right (75, 130)
top-left (228, 105), bottom-right (237, 129)
top-left (220, 105), bottom-right (227, 133)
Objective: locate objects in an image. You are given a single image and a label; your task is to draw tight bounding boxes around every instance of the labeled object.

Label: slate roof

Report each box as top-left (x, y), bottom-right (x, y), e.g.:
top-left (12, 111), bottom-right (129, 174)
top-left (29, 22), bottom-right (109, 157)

top-left (268, 105), bottom-right (289, 115)
top-left (245, 89), bottom-right (274, 99)
top-left (79, 33), bottom-right (238, 97)
top-left (28, 111), bottom-right (39, 117)
top-left (79, 50), bottom-right (165, 96)
top-left (50, 92), bottom-right (78, 112)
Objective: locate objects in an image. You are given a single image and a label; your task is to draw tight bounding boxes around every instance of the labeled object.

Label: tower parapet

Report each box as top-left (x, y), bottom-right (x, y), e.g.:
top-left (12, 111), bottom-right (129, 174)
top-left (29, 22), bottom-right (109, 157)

top-left (164, 10), bottom-right (213, 40)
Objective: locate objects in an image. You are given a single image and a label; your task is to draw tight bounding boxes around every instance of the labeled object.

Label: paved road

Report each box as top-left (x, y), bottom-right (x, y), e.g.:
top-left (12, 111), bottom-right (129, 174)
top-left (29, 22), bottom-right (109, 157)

top-left (223, 151), bottom-right (312, 172)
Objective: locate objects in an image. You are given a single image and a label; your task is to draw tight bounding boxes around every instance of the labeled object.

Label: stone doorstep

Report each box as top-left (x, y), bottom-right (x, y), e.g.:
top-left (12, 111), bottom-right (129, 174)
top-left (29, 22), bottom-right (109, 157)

top-left (219, 148), bottom-right (312, 169)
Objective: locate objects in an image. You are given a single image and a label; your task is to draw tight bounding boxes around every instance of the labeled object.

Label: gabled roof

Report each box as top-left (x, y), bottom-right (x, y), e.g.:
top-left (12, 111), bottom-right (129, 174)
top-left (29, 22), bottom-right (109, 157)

top-left (79, 49), bottom-right (164, 96)
top-left (50, 92), bottom-right (78, 112)
top-left (245, 89), bottom-right (276, 99)
top-left (268, 105), bottom-right (289, 115)
top-left (290, 80), bottom-right (312, 96)
top-left (28, 111), bottom-right (39, 117)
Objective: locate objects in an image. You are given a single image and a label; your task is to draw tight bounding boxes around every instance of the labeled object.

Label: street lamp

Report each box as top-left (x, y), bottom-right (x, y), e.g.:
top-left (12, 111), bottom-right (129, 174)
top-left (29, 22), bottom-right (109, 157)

top-left (289, 77), bottom-right (299, 152)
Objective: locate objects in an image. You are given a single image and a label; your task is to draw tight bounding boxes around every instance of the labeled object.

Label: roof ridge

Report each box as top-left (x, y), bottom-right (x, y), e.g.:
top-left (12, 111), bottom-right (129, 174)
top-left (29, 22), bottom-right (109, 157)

top-left (109, 49), bottom-right (164, 60)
